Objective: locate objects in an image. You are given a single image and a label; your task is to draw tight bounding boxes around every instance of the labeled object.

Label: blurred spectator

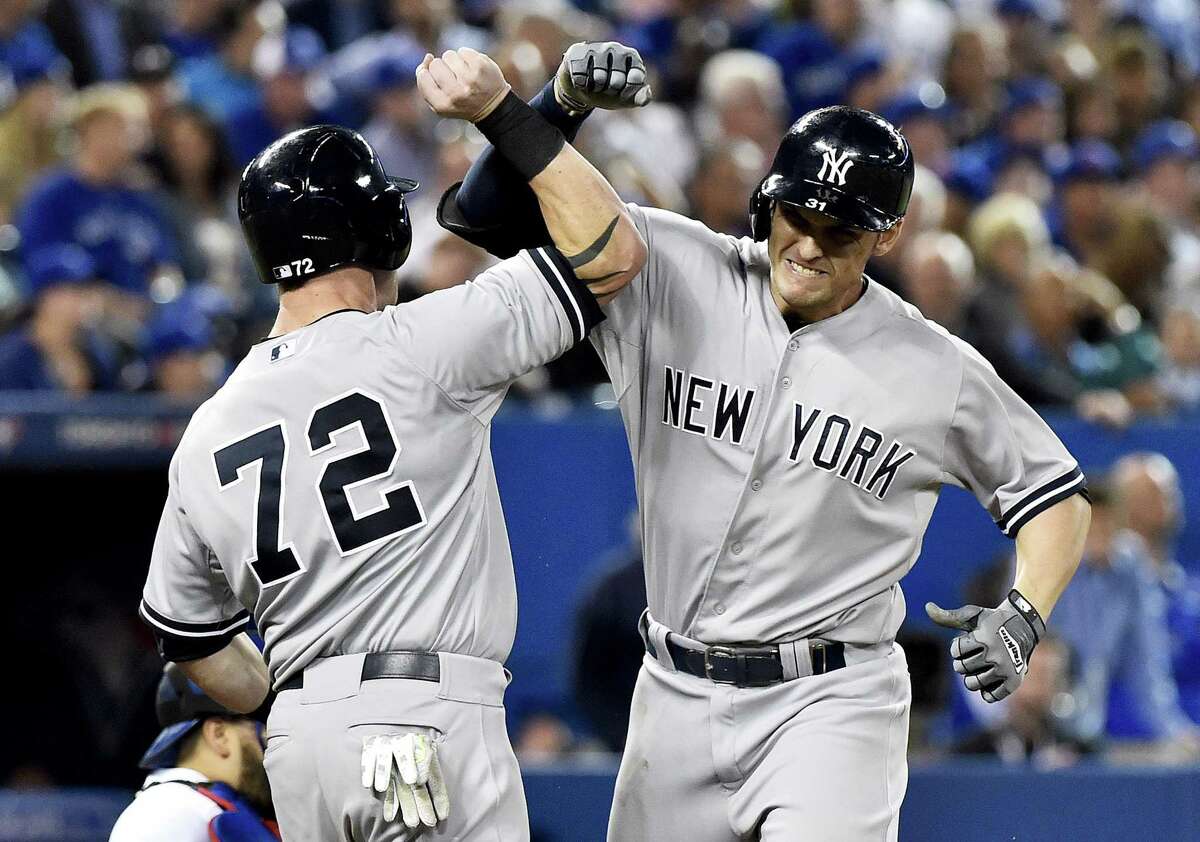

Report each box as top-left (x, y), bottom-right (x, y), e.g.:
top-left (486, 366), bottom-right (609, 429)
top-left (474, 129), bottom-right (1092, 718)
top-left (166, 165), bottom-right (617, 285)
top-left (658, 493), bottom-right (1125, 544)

top-left (941, 151), bottom-right (994, 235)
top-left (1104, 26), bottom-right (1170, 151)
top-left (386, 0), bottom-right (490, 55)
top-left (967, 77), bottom-right (1064, 178)
top-left (968, 192), bottom-right (1049, 296)
top-left (1050, 480), bottom-right (1199, 753)
top-left (399, 133), bottom-right (484, 286)
top-left (1094, 200), bottom-right (1172, 320)
top-left (0, 2), bottom-right (71, 222)
top-left (1016, 258), bottom-right (1158, 416)
top-left (129, 43), bottom-right (181, 145)
top-left (42, 0), bottom-right (134, 88)
top-left (143, 286), bottom-right (230, 402)
top-left (995, 0), bottom-right (1053, 80)
top-left (151, 104), bottom-right (244, 300)
top-left (15, 83), bottom-right (181, 299)
top-left (1112, 453), bottom-right (1200, 722)
top-left (694, 49), bottom-right (787, 163)
top-left (225, 25), bottom-right (339, 166)
top-left (572, 525), bottom-right (645, 752)
top-left (1046, 140), bottom-right (1122, 266)
top-left (161, 0), bottom-right (232, 61)
top-left (1064, 77), bottom-right (1119, 145)
top-left (359, 46), bottom-right (437, 192)
top-left (1159, 304), bottom-right (1200, 411)
top-left (1130, 120), bottom-right (1200, 303)
top-left (883, 86), bottom-right (953, 177)
top-left (398, 230), bottom-right (490, 303)
top-left (178, 0), bottom-right (283, 122)
top-left (0, 244), bottom-right (117, 393)
top-left (611, 0), bottom-right (772, 105)
top-left (954, 635), bottom-right (1092, 768)
top-left (842, 48), bottom-right (894, 116)
top-left (513, 711), bottom-right (576, 765)
top-left (941, 22), bottom-right (1007, 142)
top-left (758, 0), bottom-right (882, 119)
top-left (685, 140), bottom-right (762, 237)
top-left (898, 230), bottom-right (976, 335)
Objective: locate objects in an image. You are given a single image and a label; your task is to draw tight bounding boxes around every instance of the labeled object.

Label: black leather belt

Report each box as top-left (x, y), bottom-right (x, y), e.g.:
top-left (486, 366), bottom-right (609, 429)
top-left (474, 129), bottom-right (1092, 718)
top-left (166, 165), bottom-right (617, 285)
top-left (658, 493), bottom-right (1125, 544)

top-left (663, 637), bottom-right (846, 688)
top-left (278, 651), bottom-right (440, 692)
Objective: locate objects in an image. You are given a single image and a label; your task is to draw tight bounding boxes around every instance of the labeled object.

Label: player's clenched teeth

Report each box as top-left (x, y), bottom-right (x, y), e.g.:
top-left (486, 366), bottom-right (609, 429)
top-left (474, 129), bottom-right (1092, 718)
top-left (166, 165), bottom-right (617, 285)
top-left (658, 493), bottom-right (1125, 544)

top-left (784, 258), bottom-right (825, 277)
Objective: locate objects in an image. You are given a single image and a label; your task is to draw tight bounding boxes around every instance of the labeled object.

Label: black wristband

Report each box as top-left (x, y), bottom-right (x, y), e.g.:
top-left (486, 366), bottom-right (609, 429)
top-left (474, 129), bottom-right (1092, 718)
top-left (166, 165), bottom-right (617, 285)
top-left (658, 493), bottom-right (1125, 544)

top-left (1007, 589), bottom-right (1046, 642)
top-left (532, 79), bottom-right (590, 141)
top-left (475, 91), bottom-right (566, 182)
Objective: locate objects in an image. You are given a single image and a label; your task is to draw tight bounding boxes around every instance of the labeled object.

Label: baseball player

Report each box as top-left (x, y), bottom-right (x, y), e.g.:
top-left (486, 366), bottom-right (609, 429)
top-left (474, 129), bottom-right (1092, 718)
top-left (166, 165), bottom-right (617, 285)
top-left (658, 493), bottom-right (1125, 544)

top-left (110, 664), bottom-right (278, 842)
top-left (442, 46), bottom-right (1093, 841)
top-left (137, 47), bottom-right (646, 841)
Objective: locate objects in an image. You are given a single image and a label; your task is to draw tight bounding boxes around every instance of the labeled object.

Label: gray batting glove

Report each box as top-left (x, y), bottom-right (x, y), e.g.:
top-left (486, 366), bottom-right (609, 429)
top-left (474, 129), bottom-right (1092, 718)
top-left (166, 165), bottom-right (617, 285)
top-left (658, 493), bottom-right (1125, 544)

top-left (926, 589), bottom-right (1046, 703)
top-left (555, 41), bottom-right (652, 115)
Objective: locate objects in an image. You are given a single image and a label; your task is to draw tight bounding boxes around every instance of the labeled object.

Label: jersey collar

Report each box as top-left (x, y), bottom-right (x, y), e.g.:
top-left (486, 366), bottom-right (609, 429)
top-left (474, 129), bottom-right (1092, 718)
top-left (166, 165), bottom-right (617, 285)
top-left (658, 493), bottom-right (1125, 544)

top-left (141, 766), bottom-right (210, 790)
top-left (255, 308), bottom-right (370, 346)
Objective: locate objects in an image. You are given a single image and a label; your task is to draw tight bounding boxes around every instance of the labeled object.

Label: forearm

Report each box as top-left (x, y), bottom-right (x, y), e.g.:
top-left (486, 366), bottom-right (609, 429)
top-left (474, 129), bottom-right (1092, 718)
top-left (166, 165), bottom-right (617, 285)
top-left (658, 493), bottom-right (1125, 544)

top-left (177, 632), bottom-right (270, 714)
top-left (527, 143), bottom-right (645, 295)
top-left (1012, 493), bottom-right (1091, 619)
top-left (419, 48), bottom-right (646, 292)
top-left (454, 79), bottom-right (589, 237)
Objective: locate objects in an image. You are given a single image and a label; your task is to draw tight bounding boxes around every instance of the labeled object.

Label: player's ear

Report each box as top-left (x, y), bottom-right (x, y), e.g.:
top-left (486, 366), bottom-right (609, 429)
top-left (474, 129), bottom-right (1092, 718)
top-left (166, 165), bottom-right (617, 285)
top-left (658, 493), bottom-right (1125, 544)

top-left (203, 718), bottom-right (234, 758)
top-left (872, 219), bottom-right (905, 257)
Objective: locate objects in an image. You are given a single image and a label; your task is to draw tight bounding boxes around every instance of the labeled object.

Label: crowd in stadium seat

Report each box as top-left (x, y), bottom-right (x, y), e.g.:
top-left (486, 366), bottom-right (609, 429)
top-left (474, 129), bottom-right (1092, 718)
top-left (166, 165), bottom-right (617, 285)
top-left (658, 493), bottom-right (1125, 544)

top-left (0, 0), bottom-right (1195, 416)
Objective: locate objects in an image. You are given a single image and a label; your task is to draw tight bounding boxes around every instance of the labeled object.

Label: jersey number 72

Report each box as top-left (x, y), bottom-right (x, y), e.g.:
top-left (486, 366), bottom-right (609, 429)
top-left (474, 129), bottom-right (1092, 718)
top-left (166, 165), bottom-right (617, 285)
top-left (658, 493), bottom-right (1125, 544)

top-left (212, 390), bottom-right (426, 587)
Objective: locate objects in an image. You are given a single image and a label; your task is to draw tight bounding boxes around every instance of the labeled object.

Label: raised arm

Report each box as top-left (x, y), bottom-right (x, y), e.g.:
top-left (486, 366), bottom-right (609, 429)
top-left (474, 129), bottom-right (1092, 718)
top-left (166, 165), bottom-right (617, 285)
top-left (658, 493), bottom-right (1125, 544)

top-left (439, 42), bottom-right (652, 259)
top-left (417, 47), bottom-right (647, 297)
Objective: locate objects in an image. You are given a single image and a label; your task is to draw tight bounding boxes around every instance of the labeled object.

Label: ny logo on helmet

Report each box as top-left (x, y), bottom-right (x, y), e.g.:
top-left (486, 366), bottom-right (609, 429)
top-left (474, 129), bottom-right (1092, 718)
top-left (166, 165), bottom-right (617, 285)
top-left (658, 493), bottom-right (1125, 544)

top-left (817, 147), bottom-right (854, 186)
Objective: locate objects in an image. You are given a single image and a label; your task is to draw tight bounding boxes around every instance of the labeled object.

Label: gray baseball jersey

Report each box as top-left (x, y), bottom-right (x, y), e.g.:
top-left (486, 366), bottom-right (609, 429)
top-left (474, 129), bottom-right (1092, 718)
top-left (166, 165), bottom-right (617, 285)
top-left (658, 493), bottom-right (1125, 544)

top-left (590, 204), bottom-right (1086, 648)
top-left (140, 247), bottom-right (601, 686)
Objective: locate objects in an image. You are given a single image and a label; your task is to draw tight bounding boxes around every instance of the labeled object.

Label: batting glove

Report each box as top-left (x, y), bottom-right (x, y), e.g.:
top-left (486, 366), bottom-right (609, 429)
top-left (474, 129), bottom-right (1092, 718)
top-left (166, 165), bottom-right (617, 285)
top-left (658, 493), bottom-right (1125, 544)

top-left (555, 41), bottom-right (652, 115)
top-left (361, 733), bottom-right (450, 829)
top-left (926, 589), bottom-right (1046, 703)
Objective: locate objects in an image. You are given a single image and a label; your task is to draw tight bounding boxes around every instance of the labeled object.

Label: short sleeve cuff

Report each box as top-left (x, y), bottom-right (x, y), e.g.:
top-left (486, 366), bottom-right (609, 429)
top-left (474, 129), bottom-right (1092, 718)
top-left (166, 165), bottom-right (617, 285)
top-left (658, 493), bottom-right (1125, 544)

top-left (526, 246), bottom-right (605, 344)
top-left (139, 599), bottom-right (250, 662)
top-left (996, 467), bottom-right (1089, 537)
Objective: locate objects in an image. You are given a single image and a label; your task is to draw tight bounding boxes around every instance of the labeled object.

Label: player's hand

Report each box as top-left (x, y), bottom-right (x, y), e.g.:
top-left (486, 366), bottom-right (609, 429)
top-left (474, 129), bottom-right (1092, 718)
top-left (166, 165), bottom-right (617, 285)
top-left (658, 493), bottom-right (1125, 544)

top-left (555, 41), bottom-right (653, 115)
top-left (925, 589), bottom-right (1045, 703)
top-left (416, 48), bottom-right (510, 123)
top-left (361, 732), bottom-right (450, 828)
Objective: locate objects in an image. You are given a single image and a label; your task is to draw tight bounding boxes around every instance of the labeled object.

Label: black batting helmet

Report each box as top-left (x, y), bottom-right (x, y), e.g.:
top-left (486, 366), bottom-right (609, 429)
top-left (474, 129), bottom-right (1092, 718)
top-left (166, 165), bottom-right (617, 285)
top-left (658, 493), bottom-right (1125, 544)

top-left (238, 125), bottom-right (418, 285)
top-left (138, 664), bottom-right (244, 770)
top-left (749, 106), bottom-right (914, 240)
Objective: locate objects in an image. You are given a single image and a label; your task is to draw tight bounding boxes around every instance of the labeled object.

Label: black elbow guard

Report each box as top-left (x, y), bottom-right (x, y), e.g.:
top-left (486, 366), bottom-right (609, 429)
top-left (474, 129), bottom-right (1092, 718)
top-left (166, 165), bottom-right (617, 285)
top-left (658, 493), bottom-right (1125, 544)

top-left (437, 182), bottom-right (552, 259)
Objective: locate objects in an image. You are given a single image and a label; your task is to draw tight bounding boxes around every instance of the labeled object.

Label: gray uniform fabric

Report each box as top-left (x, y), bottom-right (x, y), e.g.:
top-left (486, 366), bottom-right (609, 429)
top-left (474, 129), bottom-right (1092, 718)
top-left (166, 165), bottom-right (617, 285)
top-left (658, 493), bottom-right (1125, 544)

top-left (140, 247), bottom-right (599, 841)
top-left (590, 205), bottom-right (1084, 838)
top-left (265, 652), bottom-right (525, 842)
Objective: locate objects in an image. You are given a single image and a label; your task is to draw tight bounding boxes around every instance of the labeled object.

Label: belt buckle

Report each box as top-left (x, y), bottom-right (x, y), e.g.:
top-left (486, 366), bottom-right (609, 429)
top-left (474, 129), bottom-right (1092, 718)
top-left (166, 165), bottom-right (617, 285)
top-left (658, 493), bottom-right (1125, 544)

top-left (811, 641), bottom-right (827, 674)
top-left (704, 646), bottom-right (739, 684)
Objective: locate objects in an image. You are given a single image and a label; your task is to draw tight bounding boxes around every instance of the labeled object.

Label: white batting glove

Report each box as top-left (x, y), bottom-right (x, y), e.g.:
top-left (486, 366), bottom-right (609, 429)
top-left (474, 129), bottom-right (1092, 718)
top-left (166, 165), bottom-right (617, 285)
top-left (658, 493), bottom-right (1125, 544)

top-left (361, 733), bottom-right (450, 828)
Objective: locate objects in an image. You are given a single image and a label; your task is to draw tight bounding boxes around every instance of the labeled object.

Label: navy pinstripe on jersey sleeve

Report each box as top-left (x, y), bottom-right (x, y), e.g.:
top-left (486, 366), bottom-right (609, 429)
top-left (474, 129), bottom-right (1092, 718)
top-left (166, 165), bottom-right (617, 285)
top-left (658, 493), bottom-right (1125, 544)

top-left (996, 467), bottom-right (1089, 537)
top-left (527, 246), bottom-right (604, 344)
top-left (139, 599), bottom-right (251, 661)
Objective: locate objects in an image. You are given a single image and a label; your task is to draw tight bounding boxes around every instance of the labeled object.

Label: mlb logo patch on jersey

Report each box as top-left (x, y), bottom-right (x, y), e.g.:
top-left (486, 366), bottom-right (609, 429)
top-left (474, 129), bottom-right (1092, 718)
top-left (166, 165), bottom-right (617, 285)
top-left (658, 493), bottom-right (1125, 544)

top-left (273, 264), bottom-right (293, 280)
top-left (270, 340), bottom-right (296, 363)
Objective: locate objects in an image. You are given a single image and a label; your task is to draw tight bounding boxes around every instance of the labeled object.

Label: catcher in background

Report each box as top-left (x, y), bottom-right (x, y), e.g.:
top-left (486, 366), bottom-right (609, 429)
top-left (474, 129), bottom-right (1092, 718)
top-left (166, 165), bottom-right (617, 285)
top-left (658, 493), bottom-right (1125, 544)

top-left (110, 664), bottom-right (278, 841)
